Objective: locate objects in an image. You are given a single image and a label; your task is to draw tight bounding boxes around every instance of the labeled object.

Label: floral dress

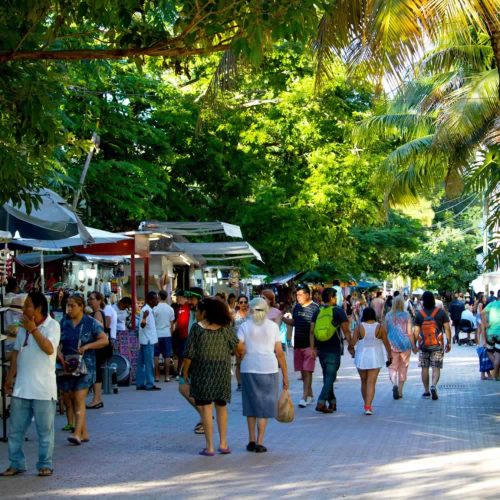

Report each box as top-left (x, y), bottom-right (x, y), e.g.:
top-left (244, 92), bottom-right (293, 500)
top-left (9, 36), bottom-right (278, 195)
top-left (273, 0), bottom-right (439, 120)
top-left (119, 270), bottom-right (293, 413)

top-left (57, 315), bottom-right (104, 392)
top-left (184, 323), bottom-right (239, 403)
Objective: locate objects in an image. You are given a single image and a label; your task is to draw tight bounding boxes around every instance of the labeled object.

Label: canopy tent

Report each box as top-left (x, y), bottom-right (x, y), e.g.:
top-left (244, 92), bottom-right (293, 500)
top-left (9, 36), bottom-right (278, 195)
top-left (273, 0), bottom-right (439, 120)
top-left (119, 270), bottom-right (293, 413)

top-left (15, 252), bottom-right (128, 267)
top-left (8, 228), bottom-right (132, 293)
top-left (172, 241), bottom-right (263, 262)
top-left (139, 221), bottom-right (243, 239)
top-left (15, 253), bottom-right (72, 266)
top-left (1, 188), bottom-right (93, 243)
top-left (8, 227), bottom-right (131, 251)
top-left (268, 271), bottom-right (304, 285)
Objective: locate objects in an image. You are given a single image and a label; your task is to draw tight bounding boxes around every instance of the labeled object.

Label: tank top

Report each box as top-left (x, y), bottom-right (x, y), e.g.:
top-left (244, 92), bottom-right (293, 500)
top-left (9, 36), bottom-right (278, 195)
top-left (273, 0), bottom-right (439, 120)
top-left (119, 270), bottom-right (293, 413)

top-left (360, 322), bottom-right (379, 347)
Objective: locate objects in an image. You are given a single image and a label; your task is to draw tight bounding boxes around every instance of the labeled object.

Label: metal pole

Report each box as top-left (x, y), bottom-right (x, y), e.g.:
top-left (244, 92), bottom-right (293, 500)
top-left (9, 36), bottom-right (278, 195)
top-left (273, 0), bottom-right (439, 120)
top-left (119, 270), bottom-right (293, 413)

top-left (40, 251), bottom-right (45, 294)
top-left (72, 132), bottom-right (100, 211)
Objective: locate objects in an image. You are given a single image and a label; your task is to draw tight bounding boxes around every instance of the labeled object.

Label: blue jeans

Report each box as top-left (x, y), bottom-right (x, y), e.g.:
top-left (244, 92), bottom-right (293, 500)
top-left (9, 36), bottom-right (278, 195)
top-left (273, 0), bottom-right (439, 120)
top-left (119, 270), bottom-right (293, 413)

top-left (318, 352), bottom-right (341, 405)
top-left (8, 397), bottom-right (56, 471)
top-left (136, 343), bottom-right (155, 388)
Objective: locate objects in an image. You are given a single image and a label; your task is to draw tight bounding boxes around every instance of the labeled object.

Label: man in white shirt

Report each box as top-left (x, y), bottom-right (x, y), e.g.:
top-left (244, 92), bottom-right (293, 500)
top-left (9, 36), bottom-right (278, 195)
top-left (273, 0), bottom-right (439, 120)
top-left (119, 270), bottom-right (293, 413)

top-left (104, 300), bottom-right (118, 342)
top-left (153, 290), bottom-right (175, 382)
top-left (136, 291), bottom-right (161, 391)
top-left (1, 291), bottom-right (60, 477)
top-left (332, 280), bottom-right (344, 307)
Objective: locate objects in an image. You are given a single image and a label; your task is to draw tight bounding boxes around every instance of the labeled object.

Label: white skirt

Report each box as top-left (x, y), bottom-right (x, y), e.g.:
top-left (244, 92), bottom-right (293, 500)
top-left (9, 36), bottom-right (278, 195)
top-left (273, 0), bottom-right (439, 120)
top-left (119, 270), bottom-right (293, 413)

top-left (355, 338), bottom-right (387, 370)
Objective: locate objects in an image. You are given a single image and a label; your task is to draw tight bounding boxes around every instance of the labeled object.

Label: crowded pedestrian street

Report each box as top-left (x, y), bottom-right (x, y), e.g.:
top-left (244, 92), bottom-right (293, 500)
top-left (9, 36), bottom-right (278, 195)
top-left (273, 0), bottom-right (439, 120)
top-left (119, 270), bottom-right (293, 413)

top-left (1, 345), bottom-right (498, 500)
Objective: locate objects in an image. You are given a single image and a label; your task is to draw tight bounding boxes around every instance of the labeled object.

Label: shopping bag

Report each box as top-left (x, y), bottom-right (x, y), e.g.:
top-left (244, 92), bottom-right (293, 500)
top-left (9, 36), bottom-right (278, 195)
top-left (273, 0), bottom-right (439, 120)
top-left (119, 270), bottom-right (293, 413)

top-left (276, 389), bottom-right (294, 423)
top-left (477, 346), bottom-right (494, 372)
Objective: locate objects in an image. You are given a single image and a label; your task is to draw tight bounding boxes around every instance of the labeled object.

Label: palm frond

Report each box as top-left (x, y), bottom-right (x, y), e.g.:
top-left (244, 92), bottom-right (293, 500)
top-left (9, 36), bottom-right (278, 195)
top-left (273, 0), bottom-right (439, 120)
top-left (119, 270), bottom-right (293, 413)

top-left (201, 49), bottom-right (238, 109)
top-left (418, 42), bottom-right (493, 76)
top-left (464, 147), bottom-right (500, 270)
top-left (424, 0), bottom-right (499, 40)
top-left (195, 49), bottom-right (238, 132)
top-left (435, 69), bottom-right (500, 152)
top-left (353, 113), bottom-right (435, 144)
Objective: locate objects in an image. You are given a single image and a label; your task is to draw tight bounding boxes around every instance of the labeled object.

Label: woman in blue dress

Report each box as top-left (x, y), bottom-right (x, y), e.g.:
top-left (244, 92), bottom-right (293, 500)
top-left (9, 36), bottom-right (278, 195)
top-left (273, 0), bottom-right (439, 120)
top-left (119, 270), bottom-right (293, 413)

top-left (57, 294), bottom-right (108, 445)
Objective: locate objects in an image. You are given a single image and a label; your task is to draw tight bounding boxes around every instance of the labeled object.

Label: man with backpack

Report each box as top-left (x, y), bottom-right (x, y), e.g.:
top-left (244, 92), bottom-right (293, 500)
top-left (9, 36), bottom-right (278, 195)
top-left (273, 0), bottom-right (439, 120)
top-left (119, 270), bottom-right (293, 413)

top-left (414, 291), bottom-right (452, 400)
top-left (310, 288), bottom-right (354, 413)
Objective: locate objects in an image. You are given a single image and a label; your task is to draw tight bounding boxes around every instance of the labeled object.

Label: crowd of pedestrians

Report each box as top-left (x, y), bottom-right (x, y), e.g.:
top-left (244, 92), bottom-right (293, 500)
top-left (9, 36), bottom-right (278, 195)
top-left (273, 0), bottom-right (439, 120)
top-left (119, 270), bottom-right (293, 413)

top-left (1, 283), bottom-right (499, 475)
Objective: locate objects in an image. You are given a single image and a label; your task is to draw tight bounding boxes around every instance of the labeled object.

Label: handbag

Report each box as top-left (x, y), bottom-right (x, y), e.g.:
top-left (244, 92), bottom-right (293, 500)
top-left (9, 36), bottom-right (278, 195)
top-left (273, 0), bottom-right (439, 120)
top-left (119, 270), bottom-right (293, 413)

top-left (63, 325), bottom-right (88, 377)
top-left (276, 389), bottom-right (294, 423)
top-left (477, 346), bottom-right (494, 372)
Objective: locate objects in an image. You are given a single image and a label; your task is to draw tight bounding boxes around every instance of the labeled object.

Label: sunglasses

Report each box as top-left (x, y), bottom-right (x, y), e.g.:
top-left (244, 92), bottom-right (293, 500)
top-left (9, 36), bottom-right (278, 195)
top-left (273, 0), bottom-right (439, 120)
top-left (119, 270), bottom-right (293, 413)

top-left (239, 300), bottom-right (248, 304)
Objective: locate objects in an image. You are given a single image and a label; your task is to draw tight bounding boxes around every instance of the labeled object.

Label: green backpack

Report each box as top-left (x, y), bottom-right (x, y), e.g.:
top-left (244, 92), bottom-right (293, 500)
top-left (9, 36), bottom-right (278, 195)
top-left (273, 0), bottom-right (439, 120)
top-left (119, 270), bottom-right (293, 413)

top-left (313, 306), bottom-right (336, 342)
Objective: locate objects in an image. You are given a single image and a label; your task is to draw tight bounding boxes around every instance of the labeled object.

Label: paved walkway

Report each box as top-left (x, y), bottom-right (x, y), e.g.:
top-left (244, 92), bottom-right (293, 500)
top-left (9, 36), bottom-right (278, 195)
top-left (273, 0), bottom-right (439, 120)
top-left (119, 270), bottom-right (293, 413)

top-left (1, 345), bottom-right (499, 499)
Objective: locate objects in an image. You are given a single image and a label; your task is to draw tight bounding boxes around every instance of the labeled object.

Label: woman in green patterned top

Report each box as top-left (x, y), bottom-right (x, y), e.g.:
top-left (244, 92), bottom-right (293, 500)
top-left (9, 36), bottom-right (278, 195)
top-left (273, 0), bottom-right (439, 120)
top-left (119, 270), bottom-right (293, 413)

top-left (183, 297), bottom-right (243, 456)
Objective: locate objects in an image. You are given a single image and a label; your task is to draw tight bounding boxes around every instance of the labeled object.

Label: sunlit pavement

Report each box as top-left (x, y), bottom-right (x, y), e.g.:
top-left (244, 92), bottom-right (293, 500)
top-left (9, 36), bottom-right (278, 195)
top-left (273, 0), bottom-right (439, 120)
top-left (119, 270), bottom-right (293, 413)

top-left (1, 345), bottom-right (499, 499)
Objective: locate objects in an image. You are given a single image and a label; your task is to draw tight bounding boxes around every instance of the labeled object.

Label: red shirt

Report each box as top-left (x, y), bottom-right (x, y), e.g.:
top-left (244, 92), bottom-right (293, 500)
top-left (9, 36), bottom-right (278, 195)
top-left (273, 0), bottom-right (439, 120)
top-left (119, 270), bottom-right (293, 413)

top-left (175, 304), bottom-right (191, 339)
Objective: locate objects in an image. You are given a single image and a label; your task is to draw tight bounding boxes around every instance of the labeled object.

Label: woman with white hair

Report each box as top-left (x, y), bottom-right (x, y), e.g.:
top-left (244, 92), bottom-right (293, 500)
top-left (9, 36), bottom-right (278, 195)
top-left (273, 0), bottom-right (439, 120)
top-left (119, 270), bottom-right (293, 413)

top-left (238, 297), bottom-right (289, 453)
top-left (384, 295), bottom-right (417, 400)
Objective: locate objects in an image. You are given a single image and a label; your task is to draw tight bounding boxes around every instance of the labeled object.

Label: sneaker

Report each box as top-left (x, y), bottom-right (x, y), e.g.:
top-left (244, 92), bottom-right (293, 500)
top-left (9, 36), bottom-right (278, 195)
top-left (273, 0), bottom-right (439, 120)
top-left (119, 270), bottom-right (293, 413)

top-left (364, 406), bottom-right (373, 415)
top-left (165, 377), bottom-right (171, 382)
top-left (306, 396), bottom-right (315, 405)
top-left (175, 375), bottom-right (180, 381)
top-left (298, 399), bottom-right (307, 408)
top-left (422, 392), bottom-right (431, 399)
top-left (430, 386), bottom-right (438, 400)
top-left (146, 385), bottom-right (162, 391)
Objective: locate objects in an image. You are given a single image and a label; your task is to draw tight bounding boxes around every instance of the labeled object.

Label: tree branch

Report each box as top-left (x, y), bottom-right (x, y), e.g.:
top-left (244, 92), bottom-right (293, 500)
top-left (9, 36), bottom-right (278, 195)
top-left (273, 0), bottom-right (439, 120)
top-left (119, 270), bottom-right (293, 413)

top-left (0, 42), bottom-right (233, 63)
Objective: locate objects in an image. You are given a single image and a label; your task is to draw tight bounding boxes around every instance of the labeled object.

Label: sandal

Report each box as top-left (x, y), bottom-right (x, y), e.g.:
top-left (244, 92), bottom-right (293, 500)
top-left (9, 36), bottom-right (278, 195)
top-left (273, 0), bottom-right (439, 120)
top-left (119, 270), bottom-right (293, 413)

top-left (61, 424), bottom-right (75, 432)
top-left (198, 448), bottom-right (215, 456)
top-left (86, 402), bottom-right (103, 409)
top-left (218, 447), bottom-right (231, 454)
top-left (194, 422), bottom-right (205, 434)
top-left (38, 468), bottom-right (53, 477)
top-left (67, 436), bottom-right (82, 446)
top-left (0, 467), bottom-right (25, 477)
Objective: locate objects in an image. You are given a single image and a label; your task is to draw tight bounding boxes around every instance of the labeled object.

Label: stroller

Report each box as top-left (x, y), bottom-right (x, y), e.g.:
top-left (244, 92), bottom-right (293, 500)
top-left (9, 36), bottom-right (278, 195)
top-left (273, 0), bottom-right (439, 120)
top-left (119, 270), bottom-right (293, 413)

top-left (458, 319), bottom-right (476, 346)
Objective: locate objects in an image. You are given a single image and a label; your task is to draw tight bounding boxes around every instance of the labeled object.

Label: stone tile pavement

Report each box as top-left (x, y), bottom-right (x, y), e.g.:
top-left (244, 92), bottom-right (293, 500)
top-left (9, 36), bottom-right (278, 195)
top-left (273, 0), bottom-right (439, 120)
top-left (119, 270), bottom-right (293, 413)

top-left (1, 345), bottom-right (499, 499)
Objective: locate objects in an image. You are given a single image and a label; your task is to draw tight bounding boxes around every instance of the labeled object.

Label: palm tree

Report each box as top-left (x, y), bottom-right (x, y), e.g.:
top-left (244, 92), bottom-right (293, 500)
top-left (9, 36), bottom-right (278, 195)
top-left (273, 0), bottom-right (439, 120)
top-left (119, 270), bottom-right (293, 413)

top-left (314, 0), bottom-right (499, 267)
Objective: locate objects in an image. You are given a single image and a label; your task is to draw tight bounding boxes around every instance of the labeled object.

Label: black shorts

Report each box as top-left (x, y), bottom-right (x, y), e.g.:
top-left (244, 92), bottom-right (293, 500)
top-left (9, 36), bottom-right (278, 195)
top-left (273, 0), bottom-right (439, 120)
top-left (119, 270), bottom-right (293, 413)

top-left (194, 399), bottom-right (227, 407)
top-left (95, 340), bottom-right (113, 383)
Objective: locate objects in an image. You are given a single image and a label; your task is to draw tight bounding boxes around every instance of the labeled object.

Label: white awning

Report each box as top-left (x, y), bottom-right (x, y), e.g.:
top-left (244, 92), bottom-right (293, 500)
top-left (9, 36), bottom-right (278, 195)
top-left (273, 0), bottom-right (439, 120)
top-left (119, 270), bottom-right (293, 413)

top-left (269, 271), bottom-right (302, 285)
top-left (139, 221), bottom-right (243, 239)
top-left (172, 242), bottom-right (263, 262)
top-left (9, 227), bottom-right (132, 251)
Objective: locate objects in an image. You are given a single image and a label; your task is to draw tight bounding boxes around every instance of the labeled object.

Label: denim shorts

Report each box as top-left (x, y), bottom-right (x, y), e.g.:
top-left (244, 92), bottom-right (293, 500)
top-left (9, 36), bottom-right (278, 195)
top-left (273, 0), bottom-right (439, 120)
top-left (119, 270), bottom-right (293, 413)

top-left (154, 337), bottom-right (173, 357)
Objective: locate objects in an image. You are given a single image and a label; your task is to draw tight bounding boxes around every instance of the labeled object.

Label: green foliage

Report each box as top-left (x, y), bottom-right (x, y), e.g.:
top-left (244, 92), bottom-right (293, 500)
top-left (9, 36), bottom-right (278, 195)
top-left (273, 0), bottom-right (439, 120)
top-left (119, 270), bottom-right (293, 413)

top-left (405, 227), bottom-right (480, 293)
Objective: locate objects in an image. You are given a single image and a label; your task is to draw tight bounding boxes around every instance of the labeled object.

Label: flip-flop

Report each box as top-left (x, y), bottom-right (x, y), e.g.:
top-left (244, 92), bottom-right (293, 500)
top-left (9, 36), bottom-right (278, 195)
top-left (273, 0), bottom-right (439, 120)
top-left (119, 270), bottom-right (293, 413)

top-left (67, 436), bottom-right (82, 446)
top-left (38, 468), bottom-right (53, 477)
top-left (194, 423), bottom-right (205, 434)
top-left (81, 438), bottom-right (90, 443)
top-left (61, 424), bottom-right (75, 432)
top-left (0, 467), bottom-right (26, 477)
top-left (86, 402), bottom-right (103, 409)
top-left (218, 447), bottom-right (231, 454)
top-left (198, 448), bottom-right (215, 456)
